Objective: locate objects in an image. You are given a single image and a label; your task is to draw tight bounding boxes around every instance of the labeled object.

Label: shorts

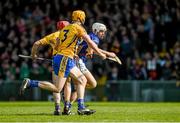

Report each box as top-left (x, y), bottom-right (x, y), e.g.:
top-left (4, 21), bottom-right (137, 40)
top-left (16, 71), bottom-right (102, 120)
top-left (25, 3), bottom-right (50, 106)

top-left (76, 58), bottom-right (88, 74)
top-left (53, 54), bottom-right (75, 77)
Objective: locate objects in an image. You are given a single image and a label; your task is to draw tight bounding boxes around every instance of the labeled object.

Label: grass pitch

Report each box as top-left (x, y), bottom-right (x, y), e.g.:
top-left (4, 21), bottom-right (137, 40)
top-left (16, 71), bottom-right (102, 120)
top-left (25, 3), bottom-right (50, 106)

top-left (0, 102), bottom-right (180, 122)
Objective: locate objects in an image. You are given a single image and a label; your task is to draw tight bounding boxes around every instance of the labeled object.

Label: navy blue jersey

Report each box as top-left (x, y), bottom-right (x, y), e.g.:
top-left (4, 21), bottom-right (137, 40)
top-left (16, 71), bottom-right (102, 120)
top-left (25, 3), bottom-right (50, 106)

top-left (78, 32), bottom-right (99, 63)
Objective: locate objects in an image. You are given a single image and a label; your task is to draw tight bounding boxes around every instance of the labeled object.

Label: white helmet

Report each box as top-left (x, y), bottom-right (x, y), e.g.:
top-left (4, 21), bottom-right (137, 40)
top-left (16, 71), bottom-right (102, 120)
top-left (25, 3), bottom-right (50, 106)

top-left (92, 22), bottom-right (107, 34)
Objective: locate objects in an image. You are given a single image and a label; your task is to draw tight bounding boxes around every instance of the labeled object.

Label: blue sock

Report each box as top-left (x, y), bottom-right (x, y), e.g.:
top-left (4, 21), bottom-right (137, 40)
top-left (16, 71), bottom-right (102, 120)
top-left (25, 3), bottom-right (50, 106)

top-left (69, 103), bottom-right (72, 109)
top-left (78, 99), bottom-right (85, 110)
top-left (29, 80), bottom-right (39, 88)
top-left (65, 101), bottom-right (71, 109)
top-left (55, 103), bottom-right (60, 111)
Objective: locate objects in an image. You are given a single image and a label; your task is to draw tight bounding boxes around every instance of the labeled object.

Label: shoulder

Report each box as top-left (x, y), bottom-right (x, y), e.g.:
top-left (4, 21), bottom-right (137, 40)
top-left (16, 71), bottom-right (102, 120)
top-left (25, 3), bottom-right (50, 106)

top-left (89, 32), bottom-right (99, 44)
top-left (53, 31), bottom-right (60, 37)
top-left (72, 23), bottom-right (85, 31)
top-left (46, 31), bottom-right (59, 38)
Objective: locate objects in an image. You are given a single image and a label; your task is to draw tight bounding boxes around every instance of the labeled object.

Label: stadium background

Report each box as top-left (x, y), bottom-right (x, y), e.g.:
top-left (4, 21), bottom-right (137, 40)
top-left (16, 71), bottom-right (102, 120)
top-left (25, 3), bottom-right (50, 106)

top-left (0, 0), bottom-right (179, 102)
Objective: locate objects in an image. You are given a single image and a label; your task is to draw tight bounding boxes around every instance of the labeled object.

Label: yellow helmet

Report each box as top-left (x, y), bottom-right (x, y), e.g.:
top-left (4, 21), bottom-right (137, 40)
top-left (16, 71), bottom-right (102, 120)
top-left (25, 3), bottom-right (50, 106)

top-left (72, 10), bottom-right (86, 24)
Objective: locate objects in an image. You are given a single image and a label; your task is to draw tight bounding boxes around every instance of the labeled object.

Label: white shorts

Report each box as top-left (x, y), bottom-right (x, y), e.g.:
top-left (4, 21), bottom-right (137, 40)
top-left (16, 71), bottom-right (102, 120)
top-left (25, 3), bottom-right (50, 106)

top-left (76, 59), bottom-right (88, 74)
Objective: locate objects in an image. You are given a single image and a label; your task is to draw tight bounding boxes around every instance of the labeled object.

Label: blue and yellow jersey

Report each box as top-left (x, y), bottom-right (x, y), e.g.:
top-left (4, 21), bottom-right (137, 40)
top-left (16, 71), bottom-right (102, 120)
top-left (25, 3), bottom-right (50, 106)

top-left (39, 31), bottom-right (60, 55)
top-left (56, 23), bottom-right (87, 59)
top-left (77, 32), bottom-right (100, 62)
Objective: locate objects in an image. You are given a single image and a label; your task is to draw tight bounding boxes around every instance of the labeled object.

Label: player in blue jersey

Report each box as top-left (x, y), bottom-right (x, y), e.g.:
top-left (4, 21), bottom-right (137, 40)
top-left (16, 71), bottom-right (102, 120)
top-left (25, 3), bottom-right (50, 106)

top-left (62, 22), bottom-right (116, 115)
top-left (77, 22), bottom-right (116, 88)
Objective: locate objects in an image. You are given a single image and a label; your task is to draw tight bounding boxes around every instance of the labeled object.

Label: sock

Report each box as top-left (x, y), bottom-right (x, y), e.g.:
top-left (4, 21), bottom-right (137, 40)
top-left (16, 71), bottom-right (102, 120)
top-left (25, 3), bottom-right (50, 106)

top-left (55, 103), bottom-right (60, 111)
top-left (29, 80), bottom-right (39, 88)
top-left (78, 99), bottom-right (85, 110)
top-left (64, 101), bottom-right (71, 109)
top-left (69, 103), bottom-right (72, 109)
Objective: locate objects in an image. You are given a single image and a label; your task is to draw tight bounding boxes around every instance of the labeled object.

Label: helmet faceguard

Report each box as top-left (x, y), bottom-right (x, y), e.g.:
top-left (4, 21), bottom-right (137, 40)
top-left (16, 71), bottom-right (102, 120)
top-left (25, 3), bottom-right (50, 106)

top-left (72, 10), bottom-right (86, 24)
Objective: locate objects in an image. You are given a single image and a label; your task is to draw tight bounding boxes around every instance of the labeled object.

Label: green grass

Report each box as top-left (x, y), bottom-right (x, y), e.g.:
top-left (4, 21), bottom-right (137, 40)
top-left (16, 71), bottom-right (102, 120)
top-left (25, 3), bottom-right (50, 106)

top-left (0, 102), bottom-right (180, 122)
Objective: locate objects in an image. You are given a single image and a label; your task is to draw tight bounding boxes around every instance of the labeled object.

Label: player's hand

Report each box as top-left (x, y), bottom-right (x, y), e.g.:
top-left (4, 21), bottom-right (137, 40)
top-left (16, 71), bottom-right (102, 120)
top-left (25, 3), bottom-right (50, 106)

top-left (108, 52), bottom-right (116, 58)
top-left (74, 54), bottom-right (79, 60)
top-left (101, 53), bottom-right (106, 60)
top-left (31, 54), bottom-right (37, 60)
top-left (86, 53), bottom-right (93, 59)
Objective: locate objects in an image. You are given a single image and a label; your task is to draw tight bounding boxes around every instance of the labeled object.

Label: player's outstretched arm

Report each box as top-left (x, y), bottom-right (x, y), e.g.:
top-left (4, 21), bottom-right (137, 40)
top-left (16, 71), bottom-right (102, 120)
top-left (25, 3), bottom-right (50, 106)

top-left (31, 38), bottom-right (47, 58)
top-left (99, 49), bottom-right (116, 58)
top-left (31, 41), bottom-right (41, 59)
top-left (31, 33), bottom-right (54, 58)
top-left (82, 34), bottom-right (106, 60)
top-left (87, 46), bottom-right (116, 58)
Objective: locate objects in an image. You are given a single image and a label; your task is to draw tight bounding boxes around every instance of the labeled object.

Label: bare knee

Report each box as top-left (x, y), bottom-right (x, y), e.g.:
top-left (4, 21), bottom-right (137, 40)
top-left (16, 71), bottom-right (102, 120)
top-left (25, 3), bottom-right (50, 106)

top-left (78, 75), bottom-right (87, 86)
top-left (54, 89), bottom-right (60, 93)
top-left (91, 81), bottom-right (97, 88)
top-left (87, 80), bottom-right (97, 88)
top-left (54, 87), bottom-right (62, 93)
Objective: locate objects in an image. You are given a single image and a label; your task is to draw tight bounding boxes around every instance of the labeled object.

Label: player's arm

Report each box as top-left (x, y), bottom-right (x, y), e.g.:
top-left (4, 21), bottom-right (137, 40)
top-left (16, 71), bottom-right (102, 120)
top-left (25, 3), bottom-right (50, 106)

top-left (31, 39), bottom-right (45, 58)
top-left (86, 47), bottom-right (94, 58)
top-left (99, 49), bottom-right (116, 58)
top-left (31, 35), bottom-right (52, 58)
top-left (82, 34), bottom-right (106, 59)
top-left (86, 45), bottom-right (116, 58)
top-left (31, 32), bottom-right (58, 58)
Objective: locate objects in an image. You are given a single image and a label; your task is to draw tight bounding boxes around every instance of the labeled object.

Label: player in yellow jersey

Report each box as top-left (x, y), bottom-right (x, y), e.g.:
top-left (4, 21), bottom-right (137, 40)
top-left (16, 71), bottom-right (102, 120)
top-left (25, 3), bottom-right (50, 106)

top-left (53, 20), bottom-right (70, 115)
top-left (20, 20), bottom-right (70, 115)
top-left (20, 10), bottom-right (107, 115)
top-left (30, 20), bottom-right (69, 56)
top-left (39, 20), bottom-right (71, 115)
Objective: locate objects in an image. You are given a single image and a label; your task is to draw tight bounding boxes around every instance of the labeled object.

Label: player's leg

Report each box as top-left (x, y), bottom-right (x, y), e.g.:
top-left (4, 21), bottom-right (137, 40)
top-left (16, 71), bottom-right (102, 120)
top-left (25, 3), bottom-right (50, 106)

top-left (20, 78), bottom-right (63, 95)
top-left (67, 58), bottom-right (96, 109)
top-left (52, 72), bottom-right (61, 115)
top-left (62, 77), bottom-right (72, 115)
top-left (62, 78), bottom-right (78, 115)
top-left (69, 78), bottom-right (93, 106)
top-left (51, 54), bottom-right (75, 115)
top-left (70, 66), bottom-right (95, 115)
top-left (70, 66), bottom-right (86, 101)
top-left (20, 56), bottom-right (66, 94)
top-left (51, 75), bottom-right (67, 112)
top-left (68, 73), bottom-right (96, 104)
top-left (63, 77), bottom-right (72, 104)
top-left (84, 69), bottom-right (97, 89)
top-left (70, 82), bottom-right (77, 104)
top-left (70, 91), bottom-right (77, 103)
top-left (77, 59), bottom-right (97, 88)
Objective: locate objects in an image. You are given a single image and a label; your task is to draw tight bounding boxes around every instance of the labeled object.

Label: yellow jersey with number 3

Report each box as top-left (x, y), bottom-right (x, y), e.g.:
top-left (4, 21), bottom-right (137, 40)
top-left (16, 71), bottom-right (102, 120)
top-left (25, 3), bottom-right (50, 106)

top-left (57, 23), bottom-right (87, 58)
top-left (39, 31), bottom-right (60, 55)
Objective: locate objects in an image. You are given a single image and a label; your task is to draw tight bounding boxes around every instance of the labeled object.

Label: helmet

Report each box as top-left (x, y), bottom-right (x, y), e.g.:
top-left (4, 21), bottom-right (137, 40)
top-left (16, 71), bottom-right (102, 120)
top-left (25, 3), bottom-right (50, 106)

top-left (56, 20), bottom-right (69, 30)
top-left (92, 22), bottom-right (107, 34)
top-left (72, 10), bottom-right (86, 24)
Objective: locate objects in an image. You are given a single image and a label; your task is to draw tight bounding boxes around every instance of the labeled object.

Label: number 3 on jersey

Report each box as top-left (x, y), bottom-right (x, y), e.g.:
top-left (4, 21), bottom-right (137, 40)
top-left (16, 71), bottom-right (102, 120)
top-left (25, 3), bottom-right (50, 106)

top-left (61, 30), bottom-right (69, 42)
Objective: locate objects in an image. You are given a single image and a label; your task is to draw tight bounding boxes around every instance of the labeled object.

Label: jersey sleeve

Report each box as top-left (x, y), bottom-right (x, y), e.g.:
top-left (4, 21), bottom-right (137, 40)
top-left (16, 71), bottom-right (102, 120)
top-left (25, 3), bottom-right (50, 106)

top-left (89, 33), bottom-right (99, 45)
top-left (39, 32), bottom-right (59, 45)
top-left (76, 24), bottom-right (87, 37)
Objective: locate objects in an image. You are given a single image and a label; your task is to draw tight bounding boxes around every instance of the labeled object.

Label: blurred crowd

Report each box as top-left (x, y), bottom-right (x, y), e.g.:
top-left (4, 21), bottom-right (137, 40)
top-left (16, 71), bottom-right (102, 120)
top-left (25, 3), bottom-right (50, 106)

top-left (0, 0), bottom-right (179, 83)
